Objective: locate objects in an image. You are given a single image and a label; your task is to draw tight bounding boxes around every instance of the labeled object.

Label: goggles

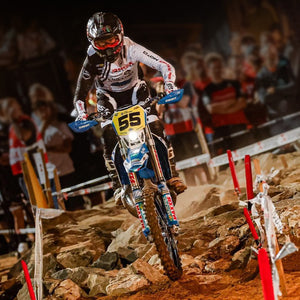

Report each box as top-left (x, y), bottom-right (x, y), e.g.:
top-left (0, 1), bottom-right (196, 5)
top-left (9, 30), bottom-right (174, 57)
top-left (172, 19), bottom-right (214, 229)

top-left (93, 35), bottom-right (120, 50)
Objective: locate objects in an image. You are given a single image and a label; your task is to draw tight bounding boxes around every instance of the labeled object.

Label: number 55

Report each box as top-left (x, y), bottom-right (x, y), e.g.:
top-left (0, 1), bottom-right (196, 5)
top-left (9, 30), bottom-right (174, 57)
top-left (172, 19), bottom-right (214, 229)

top-left (118, 112), bottom-right (141, 131)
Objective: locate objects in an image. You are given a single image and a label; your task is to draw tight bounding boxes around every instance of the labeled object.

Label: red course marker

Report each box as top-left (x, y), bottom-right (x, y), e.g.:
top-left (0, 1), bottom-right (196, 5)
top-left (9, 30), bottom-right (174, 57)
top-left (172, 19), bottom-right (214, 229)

top-left (227, 150), bottom-right (241, 195)
top-left (245, 154), bottom-right (254, 201)
top-left (21, 260), bottom-right (36, 300)
top-left (258, 248), bottom-right (275, 300)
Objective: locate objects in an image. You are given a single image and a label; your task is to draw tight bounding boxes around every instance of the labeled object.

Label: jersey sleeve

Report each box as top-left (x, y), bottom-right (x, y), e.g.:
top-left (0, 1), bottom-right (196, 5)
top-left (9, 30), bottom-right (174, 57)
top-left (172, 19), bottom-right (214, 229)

top-left (129, 40), bottom-right (176, 83)
top-left (73, 55), bottom-right (97, 107)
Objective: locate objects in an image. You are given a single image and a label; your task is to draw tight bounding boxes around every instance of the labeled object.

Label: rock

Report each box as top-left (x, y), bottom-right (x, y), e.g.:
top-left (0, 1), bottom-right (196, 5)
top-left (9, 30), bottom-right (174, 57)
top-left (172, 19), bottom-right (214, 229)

top-left (43, 278), bottom-right (61, 294)
top-left (136, 243), bottom-right (153, 259)
top-left (51, 268), bottom-right (73, 280)
top-left (51, 267), bottom-right (90, 288)
top-left (205, 203), bottom-right (240, 218)
top-left (205, 258), bottom-right (232, 273)
top-left (106, 274), bottom-right (149, 296)
top-left (219, 235), bottom-right (240, 256)
top-left (131, 258), bottom-right (169, 285)
top-left (43, 253), bottom-right (58, 276)
top-left (16, 283), bottom-right (32, 300)
top-left (54, 279), bottom-right (88, 299)
top-left (192, 239), bottom-right (205, 249)
top-left (91, 251), bottom-right (120, 270)
top-left (181, 254), bottom-right (197, 268)
top-left (107, 223), bottom-right (145, 253)
top-left (208, 235), bottom-right (240, 258)
top-left (117, 247), bottom-right (138, 265)
top-left (228, 247), bottom-right (251, 270)
top-left (42, 212), bottom-right (77, 232)
top-left (87, 273), bottom-right (110, 296)
top-left (56, 242), bottom-right (95, 268)
top-left (148, 254), bottom-right (161, 267)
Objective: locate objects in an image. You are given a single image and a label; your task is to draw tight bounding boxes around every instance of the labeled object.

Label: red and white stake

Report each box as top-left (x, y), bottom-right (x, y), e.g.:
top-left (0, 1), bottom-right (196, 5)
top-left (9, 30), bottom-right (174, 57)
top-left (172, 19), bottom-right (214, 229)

top-left (226, 150), bottom-right (275, 300)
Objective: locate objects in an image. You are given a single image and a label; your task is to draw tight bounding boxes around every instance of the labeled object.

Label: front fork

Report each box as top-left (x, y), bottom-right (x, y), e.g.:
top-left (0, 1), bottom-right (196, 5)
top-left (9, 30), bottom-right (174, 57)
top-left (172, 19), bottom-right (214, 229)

top-left (144, 126), bottom-right (179, 228)
top-left (128, 171), bottom-right (150, 237)
top-left (124, 126), bottom-right (180, 237)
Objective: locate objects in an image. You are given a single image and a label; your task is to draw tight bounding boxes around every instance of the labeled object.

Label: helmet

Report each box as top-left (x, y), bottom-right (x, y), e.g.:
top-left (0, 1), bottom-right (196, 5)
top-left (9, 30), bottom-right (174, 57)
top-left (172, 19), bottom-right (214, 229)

top-left (87, 12), bottom-right (124, 62)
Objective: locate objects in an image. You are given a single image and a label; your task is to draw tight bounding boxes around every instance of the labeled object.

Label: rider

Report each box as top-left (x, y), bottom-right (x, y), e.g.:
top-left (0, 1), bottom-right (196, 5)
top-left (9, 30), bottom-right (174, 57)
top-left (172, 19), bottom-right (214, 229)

top-left (73, 12), bottom-right (187, 202)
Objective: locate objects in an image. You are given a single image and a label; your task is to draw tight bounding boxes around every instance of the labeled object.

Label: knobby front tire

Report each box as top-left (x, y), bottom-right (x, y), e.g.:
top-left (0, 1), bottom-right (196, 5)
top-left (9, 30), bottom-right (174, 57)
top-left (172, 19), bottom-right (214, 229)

top-left (144, 190), bottom-right (182, 281)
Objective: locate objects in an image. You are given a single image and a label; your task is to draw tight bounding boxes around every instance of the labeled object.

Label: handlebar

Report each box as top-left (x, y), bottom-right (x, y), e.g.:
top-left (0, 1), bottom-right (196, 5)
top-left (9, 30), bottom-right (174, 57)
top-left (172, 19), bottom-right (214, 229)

top-left (68, 89), bottom-right (183, 133)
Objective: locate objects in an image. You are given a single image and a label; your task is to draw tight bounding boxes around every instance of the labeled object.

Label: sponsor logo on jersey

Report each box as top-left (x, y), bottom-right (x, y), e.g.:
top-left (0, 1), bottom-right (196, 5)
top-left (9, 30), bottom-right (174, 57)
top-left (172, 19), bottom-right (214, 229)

top-left (143, 50), bottom-right (158, 61)
top-left (112, 62), bottom-right (134, 73)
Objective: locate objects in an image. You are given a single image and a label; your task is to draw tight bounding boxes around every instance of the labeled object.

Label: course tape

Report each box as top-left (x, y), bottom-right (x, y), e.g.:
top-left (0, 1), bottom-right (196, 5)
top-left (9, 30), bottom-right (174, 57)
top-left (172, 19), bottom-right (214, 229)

top-left (176, 126), bottom-right (300, 170)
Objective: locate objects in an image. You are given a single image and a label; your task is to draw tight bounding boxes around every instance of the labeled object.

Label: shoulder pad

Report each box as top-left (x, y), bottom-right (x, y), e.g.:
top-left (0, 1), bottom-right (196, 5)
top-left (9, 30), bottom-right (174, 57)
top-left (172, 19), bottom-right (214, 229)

top-left (87, 45), bottom-right (96, 56)
top-left (123, 36), bottom-right (134, 47)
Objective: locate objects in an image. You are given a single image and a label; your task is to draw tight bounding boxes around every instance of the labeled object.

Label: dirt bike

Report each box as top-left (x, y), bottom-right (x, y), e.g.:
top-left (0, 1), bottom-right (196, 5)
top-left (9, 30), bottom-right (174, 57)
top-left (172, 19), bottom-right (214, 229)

top-left (69, 90), bottom-right (184, 280)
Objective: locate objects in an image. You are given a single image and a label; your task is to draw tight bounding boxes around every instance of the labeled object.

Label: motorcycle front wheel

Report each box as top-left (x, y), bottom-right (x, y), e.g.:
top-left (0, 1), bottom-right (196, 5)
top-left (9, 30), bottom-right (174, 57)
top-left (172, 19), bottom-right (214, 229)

top-left (144, 190), bottom-right (182, 280)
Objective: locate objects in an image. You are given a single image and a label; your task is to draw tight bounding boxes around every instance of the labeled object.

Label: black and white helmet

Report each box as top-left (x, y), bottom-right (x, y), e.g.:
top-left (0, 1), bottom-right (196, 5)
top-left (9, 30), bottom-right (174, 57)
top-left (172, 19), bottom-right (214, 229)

top-left (86, 12), bottom-right (124, 62)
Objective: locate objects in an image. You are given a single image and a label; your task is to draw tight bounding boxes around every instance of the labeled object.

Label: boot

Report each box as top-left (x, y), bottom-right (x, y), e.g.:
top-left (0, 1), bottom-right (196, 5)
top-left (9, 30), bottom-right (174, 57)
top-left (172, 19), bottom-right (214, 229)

top-left (105, 158), bottom-right (123, 206)
top-left (166, 146), bottom-right (187, 195)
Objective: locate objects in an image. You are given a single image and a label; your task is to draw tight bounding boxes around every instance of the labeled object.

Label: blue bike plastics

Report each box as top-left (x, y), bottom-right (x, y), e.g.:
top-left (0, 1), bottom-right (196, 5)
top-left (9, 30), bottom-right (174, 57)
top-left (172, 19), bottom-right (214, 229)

top-left (68, 119), bottom-right (98, 133)
top-left (158, 89), bottom-right (183, 105)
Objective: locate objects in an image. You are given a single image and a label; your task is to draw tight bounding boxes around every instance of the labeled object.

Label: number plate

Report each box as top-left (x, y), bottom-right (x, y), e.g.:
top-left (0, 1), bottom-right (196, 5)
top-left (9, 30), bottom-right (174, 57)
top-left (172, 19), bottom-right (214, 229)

top-left (112, 105), bottom-right (146, 136)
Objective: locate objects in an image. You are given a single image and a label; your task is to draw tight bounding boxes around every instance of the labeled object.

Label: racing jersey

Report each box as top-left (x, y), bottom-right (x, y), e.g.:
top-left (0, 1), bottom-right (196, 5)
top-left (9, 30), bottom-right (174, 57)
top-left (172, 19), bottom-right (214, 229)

top-left (73, 36), bottom-right (176, 107)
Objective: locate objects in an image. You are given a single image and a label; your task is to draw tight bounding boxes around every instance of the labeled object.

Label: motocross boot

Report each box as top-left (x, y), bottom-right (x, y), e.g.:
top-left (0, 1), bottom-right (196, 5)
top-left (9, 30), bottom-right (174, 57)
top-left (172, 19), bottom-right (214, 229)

top-left (105, 158), bottom-right (123, 206)
top-left (166, 146), bottom-right (187, 195)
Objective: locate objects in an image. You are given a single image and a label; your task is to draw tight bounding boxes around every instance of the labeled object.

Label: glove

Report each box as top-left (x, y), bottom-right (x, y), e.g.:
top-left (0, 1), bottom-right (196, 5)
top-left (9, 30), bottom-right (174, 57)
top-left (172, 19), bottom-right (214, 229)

top-left (164, 81), bottom-right (177, 94)
top-left (75, 100), bottom-right (88, 121)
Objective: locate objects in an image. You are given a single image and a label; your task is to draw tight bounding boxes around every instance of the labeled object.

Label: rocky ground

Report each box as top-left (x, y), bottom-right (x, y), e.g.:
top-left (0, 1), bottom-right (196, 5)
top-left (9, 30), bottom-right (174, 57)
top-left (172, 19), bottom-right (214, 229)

top-left (1, 151), bottom-right (300, 300)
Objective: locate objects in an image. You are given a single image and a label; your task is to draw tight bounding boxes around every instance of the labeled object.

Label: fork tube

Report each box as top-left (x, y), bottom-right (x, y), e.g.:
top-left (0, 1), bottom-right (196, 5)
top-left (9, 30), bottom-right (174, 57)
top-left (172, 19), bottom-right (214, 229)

top-left (145, 125), bottom-right (165, 182)
top-left (119, 139), bottom-right (150, 235)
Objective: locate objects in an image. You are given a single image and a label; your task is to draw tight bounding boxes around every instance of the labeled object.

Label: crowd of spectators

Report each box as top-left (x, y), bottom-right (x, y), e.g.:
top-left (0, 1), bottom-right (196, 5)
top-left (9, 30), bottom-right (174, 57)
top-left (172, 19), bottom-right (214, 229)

top-left (156, 26), bottom-right (299, 158)
top-left (0, 4), bottom-right (300, 254)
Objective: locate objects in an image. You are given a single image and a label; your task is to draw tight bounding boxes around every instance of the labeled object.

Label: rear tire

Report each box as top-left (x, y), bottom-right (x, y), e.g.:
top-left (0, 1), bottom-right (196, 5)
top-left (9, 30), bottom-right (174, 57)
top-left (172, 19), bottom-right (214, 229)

top-left (144, 190), bottom-right (182, 280)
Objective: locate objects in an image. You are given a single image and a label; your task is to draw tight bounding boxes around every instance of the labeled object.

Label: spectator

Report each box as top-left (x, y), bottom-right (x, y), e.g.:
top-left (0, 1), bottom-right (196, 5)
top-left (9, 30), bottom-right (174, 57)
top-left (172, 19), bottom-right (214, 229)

top-left (29, 82), bottom-right (68, 127)
top-left (0, 100), bottom-right (27, 253)
top-left (1, 97), bottom-right (45, 253)
top-left (162, 51), bottom-right (209, 186)
top-left (203, 52), bottom-right (250, 155)
top-left (29, 82), bottom-right (54, 126)
top-left (254, 42), bottom-right (297, 121)
top-left (225, 44), bottom-right (267, 127)
top-left (269, 24), bottom-right (293, 61)
top-left (34, 99), bottom-right (84, 210)
top-left (180, 50), bottom-right (213, 143)
top-left (268, 24), bottom-right (300, 78)
top-left (5, 97), bottom-right (47, 196)
top-left (17, 18), bottom-right (56, 61)
top-left (229, 32), bottom-right (242, 57)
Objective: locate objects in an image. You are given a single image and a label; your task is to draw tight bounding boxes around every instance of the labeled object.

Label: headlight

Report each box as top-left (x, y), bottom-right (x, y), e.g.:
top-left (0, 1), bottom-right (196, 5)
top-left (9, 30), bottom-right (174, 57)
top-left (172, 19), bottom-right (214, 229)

top-left (128, 130), bottom-right (139, 141)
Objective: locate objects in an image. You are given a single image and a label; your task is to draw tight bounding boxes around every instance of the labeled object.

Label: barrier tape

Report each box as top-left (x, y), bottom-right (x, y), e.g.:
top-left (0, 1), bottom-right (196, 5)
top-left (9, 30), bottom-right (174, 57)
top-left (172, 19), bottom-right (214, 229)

top-left (63, 182), bottom-right (113, 200)
top-left (175, 126), bottom-right (300, 170)
top-left (54, 175), bottom-right (110, 195)
top-left (0, 228), bottom-right (36, 234)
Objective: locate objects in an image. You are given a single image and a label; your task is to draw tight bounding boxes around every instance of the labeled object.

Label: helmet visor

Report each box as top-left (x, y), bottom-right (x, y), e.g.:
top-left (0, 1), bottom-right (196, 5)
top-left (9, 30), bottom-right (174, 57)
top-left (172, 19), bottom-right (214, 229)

top-left (93, 35), bottom-right (120, 50)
